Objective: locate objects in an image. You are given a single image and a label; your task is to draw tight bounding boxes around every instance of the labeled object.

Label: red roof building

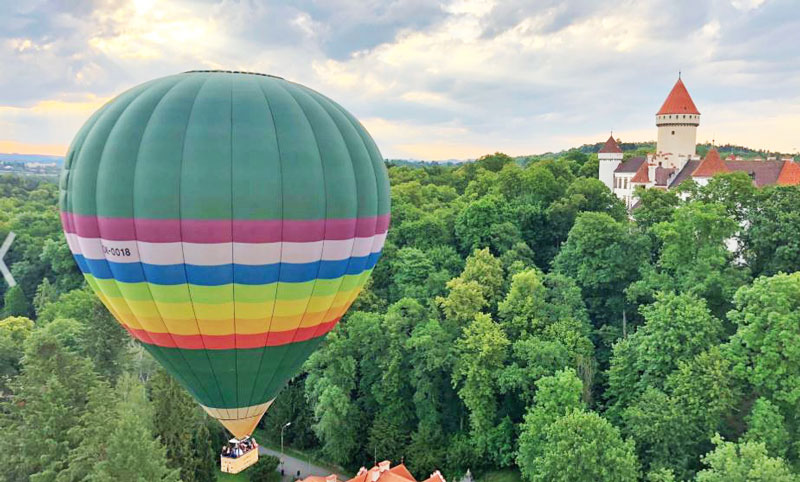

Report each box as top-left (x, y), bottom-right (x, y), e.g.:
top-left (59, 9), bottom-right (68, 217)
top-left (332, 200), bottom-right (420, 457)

top-left (777, 160), bottom-right (800, 186)
top-left (692, 148), bottom-right (729, 178)
top-left (599, 135), bottom-right (623, 154)
top-left (630, 161), bottom-right (650, 184)
top-left (657, 78), bottom-right (700, 115)
top-left (298, 461), bottom-right (446, 482)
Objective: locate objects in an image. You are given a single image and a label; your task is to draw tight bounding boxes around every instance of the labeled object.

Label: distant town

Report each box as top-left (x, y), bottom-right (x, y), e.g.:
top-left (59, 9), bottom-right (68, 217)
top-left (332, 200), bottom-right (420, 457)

top-left (0, 154), bottom-right (62, 178)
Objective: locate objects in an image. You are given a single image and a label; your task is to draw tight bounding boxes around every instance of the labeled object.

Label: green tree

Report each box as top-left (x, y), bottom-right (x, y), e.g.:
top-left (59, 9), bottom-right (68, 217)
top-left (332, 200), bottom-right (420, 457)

top-left (546, 177), bottom-right (627, 247)
top-left (632, 201), bottom-right (749, 317)
top-left (455, 196), bottom-right (509, 254)
top-left (0, 319), bottom-right (100, 480)
top-left (606, 292), bottom-right (724, 419)
top-left (89, 374), bottom-right (180, 481)
top-left (498, 269), bottom-right (547, 339)
top-left (497, 270), bottom-right (594, 404)
top-left (0, 316), bottom-right (34, 393)
top-left (516, 369), bottom-right (585, 475)
top-left (40, 235), bottom-right (84, 294)
top-left (728, 273), bottom-right (800, 416)
top-left (696, 171), bottom-right (756, 223)
top-left (476, 152), bottom-right (514, 173)
top-left (61, 380), bottom-right (119, 481)
top-left (459, 248), bottom-right (505, 310)
top-left (696, 435), bottom-right (797, 482)
top-left (620, 388), bottom-right (691, 477)
top-left (743, 398), bottom-right (790, 459)
top-left (33, 278), bottom-right (58, 316)
top-left (260, 377), bottom-right (318, 449)
top-left (3, 285), bottom-right (32, 318)
top-left (391, 247), bottom-right (435, 301)
top-left (553, 212), bottom-right (648, 330)
top-left (741, 186), bottom-right (800, 277)
top-left (150, 368), bottom-right (216, 481)
top-left (37, 288), bottom-right (130, 380)
top-left (453, 313), bottom-right (509, 460)
top-left (632, 187), bottom-right (680, 232)
top-left (368, 299), bottom-right (425, 462)
top-left (250, 454), bottom-right (280, 482)
top-left (310, 380), bottom-right (359, 465)
top-left (520, 410), bottom-right (639, 482)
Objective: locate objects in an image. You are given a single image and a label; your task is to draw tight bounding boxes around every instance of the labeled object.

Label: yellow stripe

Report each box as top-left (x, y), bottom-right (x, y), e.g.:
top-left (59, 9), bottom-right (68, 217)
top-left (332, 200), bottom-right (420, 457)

top-left (100, 287), bottom-right (360, 323)
top-left (104, 290), bottom-right (360, 336)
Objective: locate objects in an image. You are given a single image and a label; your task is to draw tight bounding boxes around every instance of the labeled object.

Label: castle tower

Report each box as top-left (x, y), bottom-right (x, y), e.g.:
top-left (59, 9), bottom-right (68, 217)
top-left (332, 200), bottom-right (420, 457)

top-left (655, 76), bottom-right (700, 169)
top-left (598, 134), bottom-right (623, 191)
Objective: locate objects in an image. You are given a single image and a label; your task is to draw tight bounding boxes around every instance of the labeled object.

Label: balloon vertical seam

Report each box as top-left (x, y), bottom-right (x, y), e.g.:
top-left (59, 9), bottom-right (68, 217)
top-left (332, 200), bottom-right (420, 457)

top-left (131, 75), bottom-right (218, 406)
top-left (265, 81), bottom-right (330, 398)
top-left (228, 73), bottom-right (240, 414)
top-left (177, 74), bottom-right (233, 420)
top-left (299, 90), bottom-right (371, 347)
top-left (242, 75), bottom-right (287, 415)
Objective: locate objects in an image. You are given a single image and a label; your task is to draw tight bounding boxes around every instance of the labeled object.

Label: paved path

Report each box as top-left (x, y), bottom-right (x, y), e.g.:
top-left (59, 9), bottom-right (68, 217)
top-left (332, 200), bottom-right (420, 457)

top-left (259, 446), bottom-right (346, 481)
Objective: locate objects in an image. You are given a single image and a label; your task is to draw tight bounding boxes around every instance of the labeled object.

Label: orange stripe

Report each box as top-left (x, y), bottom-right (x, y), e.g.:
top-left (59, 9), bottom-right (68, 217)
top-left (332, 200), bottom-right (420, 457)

top-left (126, 317), bottom-right (341, 350)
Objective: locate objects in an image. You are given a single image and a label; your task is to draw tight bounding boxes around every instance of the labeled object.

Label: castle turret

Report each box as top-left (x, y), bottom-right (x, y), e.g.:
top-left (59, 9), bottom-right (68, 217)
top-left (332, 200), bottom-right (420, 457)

top-left (598, 134), bottom-right (623, 191)
top-left (656, 76), bottom-right (700, 169)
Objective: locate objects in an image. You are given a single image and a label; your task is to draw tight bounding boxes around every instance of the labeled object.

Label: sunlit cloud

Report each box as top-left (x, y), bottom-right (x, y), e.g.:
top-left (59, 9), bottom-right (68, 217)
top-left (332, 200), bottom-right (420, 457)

top-left (87, 0), bottom-right (220, 60)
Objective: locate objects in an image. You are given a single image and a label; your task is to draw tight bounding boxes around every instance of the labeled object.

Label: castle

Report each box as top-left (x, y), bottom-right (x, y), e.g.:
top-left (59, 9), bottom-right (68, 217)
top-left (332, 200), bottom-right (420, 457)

top-left (598, 76), bottom-right (800, 208)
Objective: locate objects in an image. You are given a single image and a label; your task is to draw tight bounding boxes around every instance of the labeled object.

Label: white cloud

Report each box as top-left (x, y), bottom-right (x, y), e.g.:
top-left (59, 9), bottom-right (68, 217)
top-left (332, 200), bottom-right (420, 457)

top-left (0, 0), bottom-right (798, 159)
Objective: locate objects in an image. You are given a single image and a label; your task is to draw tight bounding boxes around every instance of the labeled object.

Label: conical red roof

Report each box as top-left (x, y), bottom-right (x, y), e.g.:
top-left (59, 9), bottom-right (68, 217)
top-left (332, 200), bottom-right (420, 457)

top-left (599, 135), bottom-right (622, 154)
top-left (693, 149), bottom-right (729, 177)
top-left (777, 160), bottom-right (800, 186)
top-left (657, 78), bottom-right (700, 115)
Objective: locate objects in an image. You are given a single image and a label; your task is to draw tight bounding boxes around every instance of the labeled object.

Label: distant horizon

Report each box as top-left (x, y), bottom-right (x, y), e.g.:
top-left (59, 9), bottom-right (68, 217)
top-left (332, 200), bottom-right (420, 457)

top-left (2, 138), bottom-right (796, 165)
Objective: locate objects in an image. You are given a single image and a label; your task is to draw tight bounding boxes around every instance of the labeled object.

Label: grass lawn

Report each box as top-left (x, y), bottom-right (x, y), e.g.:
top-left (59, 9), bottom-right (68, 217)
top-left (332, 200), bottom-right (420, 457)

top-left (476, 469), bottom-right (523, 482)
top-left (217, 471), bottom-right (250, 481)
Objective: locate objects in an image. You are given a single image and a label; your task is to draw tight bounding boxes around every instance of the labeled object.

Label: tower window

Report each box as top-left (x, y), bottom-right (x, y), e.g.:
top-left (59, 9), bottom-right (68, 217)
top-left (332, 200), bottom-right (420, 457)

top-left (671, 130), bottom-right (675, 135)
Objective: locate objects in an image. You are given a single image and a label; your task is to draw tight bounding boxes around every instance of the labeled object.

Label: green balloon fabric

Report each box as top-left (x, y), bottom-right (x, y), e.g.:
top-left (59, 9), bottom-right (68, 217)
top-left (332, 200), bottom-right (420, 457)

top-left (59, 71), bottom-right (390, 437)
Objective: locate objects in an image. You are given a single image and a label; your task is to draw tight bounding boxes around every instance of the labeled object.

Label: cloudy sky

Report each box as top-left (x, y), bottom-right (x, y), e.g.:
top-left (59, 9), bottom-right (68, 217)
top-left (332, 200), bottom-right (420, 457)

top-left (1, 0), bottom-right (798, 160)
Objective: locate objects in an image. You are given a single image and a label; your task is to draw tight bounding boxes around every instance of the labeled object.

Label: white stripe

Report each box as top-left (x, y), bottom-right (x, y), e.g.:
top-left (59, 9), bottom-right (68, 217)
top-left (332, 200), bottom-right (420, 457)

top-left (67, 235), bottom-right (143, 263)
top-left (67, 233), bottom-right (387, 266)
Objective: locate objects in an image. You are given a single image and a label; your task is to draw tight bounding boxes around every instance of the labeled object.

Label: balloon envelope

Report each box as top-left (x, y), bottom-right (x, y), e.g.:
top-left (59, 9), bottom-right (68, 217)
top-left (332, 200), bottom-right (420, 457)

top-left (59, 71), bottom-right (390, 437)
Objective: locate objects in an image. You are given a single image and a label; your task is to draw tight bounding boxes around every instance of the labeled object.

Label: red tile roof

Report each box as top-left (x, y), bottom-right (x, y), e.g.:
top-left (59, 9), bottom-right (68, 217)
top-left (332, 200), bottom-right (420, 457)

top-left (299, 461), bottom-right (444, 482)
top-left (421, 472), bottom-right (446, 482)
top-left (777, 160), bottom-right (800, 185)
top-left (389, 465), bottom-right (416, 481)
top-left (693, 149), bottom-right (729, 177)
top-left (630, 162), bottom-right (650, 183)
top-left (599, 135), bottom-right (622, 154)
top-left (657, 78), bottom-right (700, 115)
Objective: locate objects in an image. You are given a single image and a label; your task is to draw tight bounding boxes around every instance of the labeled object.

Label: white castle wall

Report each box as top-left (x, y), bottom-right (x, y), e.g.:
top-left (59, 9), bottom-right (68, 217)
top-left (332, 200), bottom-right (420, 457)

top-left (599, 152), bottom-right (622, 191)
top-left (656, 113), bottom-right (699, 169)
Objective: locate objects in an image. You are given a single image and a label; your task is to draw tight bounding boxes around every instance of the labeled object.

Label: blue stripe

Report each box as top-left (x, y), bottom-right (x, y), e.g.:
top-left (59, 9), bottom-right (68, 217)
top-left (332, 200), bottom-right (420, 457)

top-left (72, 252), bottom-right (381, 285)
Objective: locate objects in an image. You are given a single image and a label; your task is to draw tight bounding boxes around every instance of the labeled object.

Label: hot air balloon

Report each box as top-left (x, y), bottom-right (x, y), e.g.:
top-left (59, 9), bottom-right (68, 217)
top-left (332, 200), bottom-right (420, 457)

top-left (59, 71), bottom-right (390, 471)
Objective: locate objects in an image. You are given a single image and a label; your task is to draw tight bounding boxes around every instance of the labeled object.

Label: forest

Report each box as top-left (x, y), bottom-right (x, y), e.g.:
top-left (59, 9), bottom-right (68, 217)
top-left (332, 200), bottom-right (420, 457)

top-left (2, 149), bottom-right (800, 481)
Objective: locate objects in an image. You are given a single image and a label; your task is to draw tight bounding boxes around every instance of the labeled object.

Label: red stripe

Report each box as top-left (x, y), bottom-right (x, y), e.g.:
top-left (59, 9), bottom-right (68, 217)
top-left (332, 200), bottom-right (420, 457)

top-left (125, 318), bottom-right (341, 350)
top-left (61, 212), bottom-right (390, 243)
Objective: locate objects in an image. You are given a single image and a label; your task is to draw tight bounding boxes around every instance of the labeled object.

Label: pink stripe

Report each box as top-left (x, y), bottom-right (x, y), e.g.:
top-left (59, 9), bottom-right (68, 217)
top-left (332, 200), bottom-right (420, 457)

top-left (61, 212), bottom-right (390, 243)
top-left (125, 318), bottom-right (341, 350)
